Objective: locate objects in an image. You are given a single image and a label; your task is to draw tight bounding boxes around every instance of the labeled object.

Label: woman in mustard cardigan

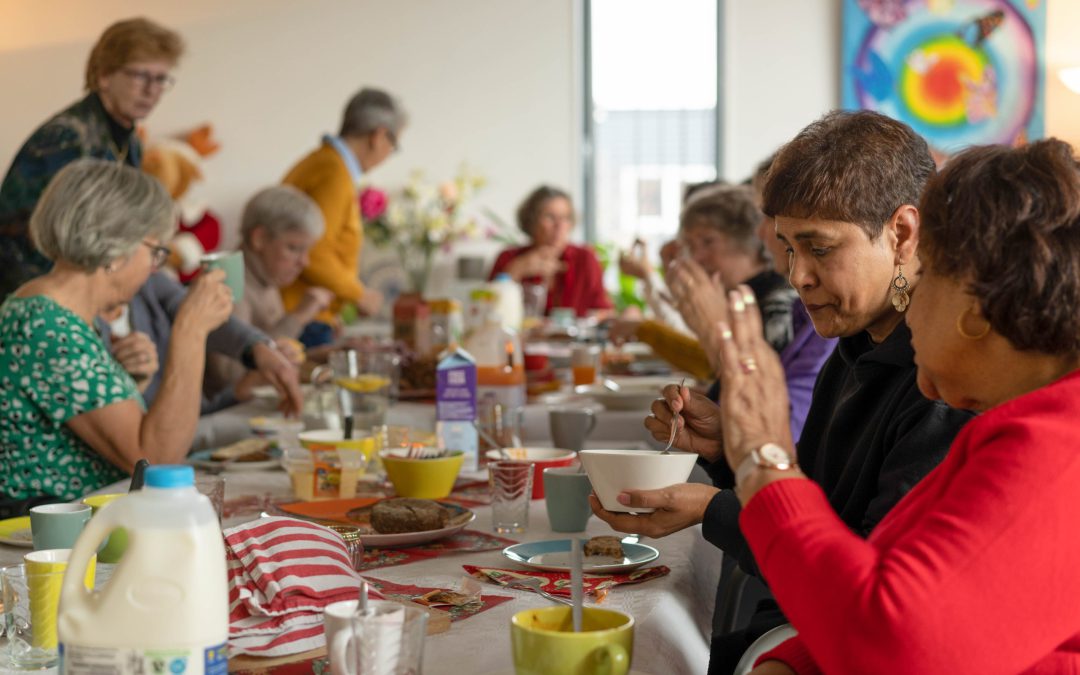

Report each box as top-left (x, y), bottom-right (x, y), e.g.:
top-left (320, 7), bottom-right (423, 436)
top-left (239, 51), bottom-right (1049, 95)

top-left (280, 87), bottom-right (406, 347)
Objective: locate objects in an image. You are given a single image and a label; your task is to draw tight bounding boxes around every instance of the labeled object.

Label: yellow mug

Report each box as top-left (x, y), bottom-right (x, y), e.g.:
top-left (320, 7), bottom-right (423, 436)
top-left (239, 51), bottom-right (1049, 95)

top-left (82, 494), bottom-right (127, 563)
top-left (24, 549), bottom-right (96, 650)
top-left (511, 606), bottom-right (634, 675)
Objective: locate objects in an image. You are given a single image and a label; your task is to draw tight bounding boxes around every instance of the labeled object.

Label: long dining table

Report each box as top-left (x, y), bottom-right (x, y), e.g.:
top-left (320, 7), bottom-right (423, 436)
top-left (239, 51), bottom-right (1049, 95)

top-left (0, 464), bottom-right (723, 675)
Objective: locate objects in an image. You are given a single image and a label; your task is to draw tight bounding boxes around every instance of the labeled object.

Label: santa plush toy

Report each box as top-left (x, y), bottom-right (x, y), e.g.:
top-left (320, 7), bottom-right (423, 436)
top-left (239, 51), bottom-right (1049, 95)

top-left (142, 125), bottom-right (223, 283)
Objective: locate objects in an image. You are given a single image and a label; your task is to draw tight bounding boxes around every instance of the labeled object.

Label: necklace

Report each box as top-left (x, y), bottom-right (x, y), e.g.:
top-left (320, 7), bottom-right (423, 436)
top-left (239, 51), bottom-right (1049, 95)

top-left (107, 137), bottom-right (130, 164)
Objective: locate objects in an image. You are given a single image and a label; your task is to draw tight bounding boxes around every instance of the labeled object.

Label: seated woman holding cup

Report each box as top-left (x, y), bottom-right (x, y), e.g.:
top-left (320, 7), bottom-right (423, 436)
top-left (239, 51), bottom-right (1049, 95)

top-left (0, 159), bottom-right (232, 506)
top-left (590, 110), bottom-right (975, 673)
top-left (204, 185), bottom-right (333, 396)
top-left (718, 138), bottom-right (1080, 674)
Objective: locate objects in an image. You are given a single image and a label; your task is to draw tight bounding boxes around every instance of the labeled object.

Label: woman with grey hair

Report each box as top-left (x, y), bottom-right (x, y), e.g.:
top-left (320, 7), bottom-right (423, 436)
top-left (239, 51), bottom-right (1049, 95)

top-left (0, 159), bottom-right (232, 508)
top-left (280, 87), bottom-right (407, 347)
top-left (203, 186), bottom-right (331, 396)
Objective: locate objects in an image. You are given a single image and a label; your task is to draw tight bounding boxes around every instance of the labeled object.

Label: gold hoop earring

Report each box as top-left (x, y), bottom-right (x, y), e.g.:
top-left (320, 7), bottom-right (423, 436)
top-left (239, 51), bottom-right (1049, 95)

top-left (956, 307), bottom-right (991, 340)
top-left (891, 265), bottom-right (910, 312)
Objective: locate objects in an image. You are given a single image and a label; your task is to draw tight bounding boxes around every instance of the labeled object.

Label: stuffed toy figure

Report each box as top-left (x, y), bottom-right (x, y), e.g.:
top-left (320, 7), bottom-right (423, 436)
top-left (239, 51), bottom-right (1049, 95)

top-left (142, 125), bottom-right (223, 283)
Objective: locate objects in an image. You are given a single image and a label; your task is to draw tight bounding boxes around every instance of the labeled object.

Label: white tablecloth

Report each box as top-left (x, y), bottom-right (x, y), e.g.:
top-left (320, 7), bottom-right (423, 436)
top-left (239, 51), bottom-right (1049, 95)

top-left (0, 467), bottom-right (723, 675)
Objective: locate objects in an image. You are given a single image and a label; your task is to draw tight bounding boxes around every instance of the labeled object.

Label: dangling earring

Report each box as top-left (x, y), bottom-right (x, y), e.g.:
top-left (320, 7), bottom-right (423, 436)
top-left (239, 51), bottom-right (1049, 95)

top-left (890, 265), bottom-right (910, 312)
top-left (956, 306), bottom-right (991, 340)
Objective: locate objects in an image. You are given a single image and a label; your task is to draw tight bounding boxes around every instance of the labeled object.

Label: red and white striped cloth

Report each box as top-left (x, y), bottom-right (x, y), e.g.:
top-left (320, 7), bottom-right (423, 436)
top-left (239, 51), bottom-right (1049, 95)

top-left (224, 517), bottom-right (382, 657)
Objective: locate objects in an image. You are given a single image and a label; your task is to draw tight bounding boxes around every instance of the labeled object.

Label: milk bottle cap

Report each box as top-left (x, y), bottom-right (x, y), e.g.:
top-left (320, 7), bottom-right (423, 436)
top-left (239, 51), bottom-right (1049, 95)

top-left (143, 465), bottom-right (195, 489)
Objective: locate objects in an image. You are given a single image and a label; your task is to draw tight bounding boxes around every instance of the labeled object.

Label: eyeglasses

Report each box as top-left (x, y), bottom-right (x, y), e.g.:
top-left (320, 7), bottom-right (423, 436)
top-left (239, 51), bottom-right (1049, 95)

top-left (142, 241), bottom-right (172, 269)
top-left (121, 68), bottom-right (176, 91)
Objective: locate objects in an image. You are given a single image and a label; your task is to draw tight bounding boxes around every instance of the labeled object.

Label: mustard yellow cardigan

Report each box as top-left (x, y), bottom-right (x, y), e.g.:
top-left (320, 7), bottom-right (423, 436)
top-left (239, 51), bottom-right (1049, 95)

top-left (280, 143), bottom-right (365, 322)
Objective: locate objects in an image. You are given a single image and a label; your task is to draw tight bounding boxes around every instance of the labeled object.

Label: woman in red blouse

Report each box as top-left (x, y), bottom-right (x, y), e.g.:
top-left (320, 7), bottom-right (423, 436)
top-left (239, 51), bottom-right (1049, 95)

top-left (489, 185), bottom-right (612, 317)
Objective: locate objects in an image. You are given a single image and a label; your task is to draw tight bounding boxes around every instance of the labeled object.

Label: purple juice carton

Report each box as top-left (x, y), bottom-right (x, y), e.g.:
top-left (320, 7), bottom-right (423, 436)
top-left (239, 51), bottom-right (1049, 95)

top-left (436, 347), bottom-right (479, 469)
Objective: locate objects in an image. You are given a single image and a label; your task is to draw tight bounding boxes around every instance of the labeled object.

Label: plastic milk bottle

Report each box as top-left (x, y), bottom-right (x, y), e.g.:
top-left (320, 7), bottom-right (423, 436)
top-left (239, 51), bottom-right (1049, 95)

top-left (58, 465), bottom-right (229, 675)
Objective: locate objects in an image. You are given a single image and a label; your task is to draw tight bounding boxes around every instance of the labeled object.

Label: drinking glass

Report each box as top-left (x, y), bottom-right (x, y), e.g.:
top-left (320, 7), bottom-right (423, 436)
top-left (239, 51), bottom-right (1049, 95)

top-left (2, 565), bottom-right (66, 669)
top-left (327, 351), bottom-right (401, 430)
top-left (489, 461), bottom-right (534, 534)
top-left (571, 344), bottom-right (601, 387)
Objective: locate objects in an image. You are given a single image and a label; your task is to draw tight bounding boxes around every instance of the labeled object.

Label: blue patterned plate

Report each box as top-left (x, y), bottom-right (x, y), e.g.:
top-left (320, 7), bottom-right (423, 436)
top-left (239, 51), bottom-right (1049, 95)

top-left (502, 539), bottom-right (659, 574)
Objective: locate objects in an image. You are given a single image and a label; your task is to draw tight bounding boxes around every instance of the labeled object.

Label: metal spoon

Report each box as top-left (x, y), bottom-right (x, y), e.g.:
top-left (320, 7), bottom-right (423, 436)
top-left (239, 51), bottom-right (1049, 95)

top-left (661, 377), bottom-right (687, 455)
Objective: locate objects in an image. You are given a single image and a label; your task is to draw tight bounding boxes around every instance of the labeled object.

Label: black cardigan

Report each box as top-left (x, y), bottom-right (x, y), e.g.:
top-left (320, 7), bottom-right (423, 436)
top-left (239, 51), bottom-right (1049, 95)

top-left (700, 320), bottom-right (975, 575)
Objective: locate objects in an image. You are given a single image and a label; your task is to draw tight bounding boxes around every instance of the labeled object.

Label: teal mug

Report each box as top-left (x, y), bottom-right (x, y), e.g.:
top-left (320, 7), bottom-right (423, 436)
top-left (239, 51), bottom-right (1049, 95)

top-left (29, 503), bottom-right (91, 551)
top-left (543, 467), bottom-right (593, 532)
top-left (200, 251), bottom-right (245, 302)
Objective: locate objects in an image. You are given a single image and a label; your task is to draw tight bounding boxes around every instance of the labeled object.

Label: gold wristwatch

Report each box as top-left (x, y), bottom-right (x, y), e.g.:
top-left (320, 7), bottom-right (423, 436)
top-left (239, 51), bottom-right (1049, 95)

top-left (734, 443), bottom-right (798, 493)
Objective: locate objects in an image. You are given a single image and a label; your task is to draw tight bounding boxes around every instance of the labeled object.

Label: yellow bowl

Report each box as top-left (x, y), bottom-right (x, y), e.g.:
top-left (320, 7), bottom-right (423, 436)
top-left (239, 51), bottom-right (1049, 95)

top-left (379, 449), bottom-right (465, 499)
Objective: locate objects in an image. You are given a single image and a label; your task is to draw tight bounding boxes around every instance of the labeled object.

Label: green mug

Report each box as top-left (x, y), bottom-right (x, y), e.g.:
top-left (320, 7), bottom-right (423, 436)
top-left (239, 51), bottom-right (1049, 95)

top-left (511, 606), bottom-right (634, 675)
top-left (29, 504), bottom-right (91, 551)
top-left (81, 494), bottom-right (128, 563)
top-left (201, 251), bottom-right (245, 302)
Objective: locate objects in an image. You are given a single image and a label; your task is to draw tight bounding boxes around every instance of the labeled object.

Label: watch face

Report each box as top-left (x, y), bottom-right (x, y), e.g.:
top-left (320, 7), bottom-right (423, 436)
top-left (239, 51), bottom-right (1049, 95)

top-left (759, 443), bottom-right (792, 466)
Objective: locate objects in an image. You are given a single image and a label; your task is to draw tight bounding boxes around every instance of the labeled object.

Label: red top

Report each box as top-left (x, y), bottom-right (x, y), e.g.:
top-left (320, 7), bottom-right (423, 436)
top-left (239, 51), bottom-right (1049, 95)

top-left (742, 368), bottom-right (1080, 674)
top-left (489, 243), bottom-right (613, 317)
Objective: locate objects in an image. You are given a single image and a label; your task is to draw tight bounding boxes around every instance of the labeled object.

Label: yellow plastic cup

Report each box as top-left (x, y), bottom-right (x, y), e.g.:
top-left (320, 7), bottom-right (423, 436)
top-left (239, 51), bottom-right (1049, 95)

top-left (81, 494), bottom-right (127, 563)
top-left (511, 606), bottom-right (634, 675)
top-left (24, 549), bottom-right (96, 649)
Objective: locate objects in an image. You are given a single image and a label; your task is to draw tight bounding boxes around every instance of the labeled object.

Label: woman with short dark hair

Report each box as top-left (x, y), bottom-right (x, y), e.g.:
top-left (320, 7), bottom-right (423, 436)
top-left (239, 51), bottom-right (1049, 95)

top-left (591, 110), bottom-right (974, 672)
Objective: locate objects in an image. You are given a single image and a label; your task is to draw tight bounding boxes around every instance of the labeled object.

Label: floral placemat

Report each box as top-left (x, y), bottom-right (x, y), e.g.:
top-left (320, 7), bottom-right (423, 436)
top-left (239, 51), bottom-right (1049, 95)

top-left (464, 564), bottom-right (671, 603)
top-left (358, 529), bottom-right (517, 571)
top-left (363, 576), bottom-right (514, 622)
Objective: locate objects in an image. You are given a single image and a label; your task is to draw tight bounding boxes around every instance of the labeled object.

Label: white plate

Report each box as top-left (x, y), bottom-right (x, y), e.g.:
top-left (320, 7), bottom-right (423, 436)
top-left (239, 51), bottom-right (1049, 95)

top-left (502, 539), bottom-right (660, 574)
top-left (345, 502), bottom-right (476, 548)
top-left (576, 384), bottom-right (662, 412)
top-left (187, 448), bottom-right (282, 472)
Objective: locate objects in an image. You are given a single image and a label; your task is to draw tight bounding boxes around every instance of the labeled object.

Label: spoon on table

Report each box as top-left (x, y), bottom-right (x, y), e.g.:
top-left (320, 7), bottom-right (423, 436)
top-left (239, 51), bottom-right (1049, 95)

top-left (660, 377), bottom-right (687, 455)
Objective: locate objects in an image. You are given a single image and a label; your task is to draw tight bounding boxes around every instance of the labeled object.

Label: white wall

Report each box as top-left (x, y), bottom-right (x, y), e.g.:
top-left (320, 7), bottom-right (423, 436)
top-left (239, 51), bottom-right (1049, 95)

top-left (0, 0), bottom-right (579, 253)
top-left (720, 0), bottom-right (841, 181)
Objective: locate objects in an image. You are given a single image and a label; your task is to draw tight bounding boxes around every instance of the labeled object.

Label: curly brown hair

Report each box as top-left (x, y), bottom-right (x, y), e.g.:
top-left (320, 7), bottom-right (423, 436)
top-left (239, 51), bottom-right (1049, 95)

top-left (919, 139), bottom-right (1080, 355)
top-left (516, 185), bottom-right (572, 236)
top-left (761, 110), bottom-right (935, 239)
top-left (85, 18), bottom-right (184, 92)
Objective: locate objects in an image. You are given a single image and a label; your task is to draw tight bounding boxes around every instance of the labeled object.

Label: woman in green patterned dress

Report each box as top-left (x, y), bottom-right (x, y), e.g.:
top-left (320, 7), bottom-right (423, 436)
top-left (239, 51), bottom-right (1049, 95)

top-left (0, 159), bottom-right (232, 509)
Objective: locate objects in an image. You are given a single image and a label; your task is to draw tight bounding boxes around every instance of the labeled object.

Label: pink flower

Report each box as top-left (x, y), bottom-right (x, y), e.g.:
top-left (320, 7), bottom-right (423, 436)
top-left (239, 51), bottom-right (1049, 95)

top-left (359, 187), bottom-right (388, 220)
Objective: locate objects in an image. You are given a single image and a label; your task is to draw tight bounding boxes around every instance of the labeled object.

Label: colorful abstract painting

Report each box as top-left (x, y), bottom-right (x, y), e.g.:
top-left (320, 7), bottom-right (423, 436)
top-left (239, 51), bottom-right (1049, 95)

top-left (842, 0), bottom-right (1045, 152)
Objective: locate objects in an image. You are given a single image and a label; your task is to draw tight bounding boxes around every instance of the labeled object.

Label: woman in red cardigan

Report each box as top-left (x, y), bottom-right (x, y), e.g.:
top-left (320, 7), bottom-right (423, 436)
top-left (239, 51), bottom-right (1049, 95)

top-left (489, 185), bottom-right (613, 317)
top-left (708, 139), bottom-right (1080, 673)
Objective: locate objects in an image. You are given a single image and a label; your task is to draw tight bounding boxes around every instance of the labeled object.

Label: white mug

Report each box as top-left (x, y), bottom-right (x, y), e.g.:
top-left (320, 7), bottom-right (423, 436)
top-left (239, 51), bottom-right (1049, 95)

top-left (323, 600), bottom-right (427, 675)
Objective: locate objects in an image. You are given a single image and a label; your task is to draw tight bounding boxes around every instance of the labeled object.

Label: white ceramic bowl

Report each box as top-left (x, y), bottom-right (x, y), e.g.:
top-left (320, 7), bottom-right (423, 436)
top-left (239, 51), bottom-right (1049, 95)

top-left (578, 449), bottom-right (698, 513)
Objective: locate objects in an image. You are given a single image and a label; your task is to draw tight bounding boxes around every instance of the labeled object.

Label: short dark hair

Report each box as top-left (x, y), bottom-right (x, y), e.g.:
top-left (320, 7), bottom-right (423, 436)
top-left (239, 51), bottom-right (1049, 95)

top-left (680, 184), bottom-right (765, 258)
top-left (761, 110), bottom-right (935, 239)
top-left (517, 185), bottom-right (572, 235)
top-left (920, 139), bottom-right (1080, 356)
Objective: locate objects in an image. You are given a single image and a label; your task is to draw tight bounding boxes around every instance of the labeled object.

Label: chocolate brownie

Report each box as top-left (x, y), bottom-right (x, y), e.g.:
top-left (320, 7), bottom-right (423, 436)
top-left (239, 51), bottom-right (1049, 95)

top-left (370, 498), bottom-right (451, 534)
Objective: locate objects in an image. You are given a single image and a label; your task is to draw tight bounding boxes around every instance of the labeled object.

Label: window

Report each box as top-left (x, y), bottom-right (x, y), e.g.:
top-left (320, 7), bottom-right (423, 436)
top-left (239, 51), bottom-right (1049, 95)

top-left (584, 0), bottom-right (721, 258)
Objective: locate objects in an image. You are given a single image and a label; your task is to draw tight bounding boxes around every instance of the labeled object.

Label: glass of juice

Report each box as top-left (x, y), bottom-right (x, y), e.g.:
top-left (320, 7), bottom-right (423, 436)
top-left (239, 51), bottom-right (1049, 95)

top-left (571, 344), bottom-right (601, 386)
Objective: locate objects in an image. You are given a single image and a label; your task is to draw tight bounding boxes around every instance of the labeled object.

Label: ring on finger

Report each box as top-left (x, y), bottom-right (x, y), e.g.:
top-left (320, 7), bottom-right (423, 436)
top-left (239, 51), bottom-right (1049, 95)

top-left (739, 356), bottom-right (758, 374)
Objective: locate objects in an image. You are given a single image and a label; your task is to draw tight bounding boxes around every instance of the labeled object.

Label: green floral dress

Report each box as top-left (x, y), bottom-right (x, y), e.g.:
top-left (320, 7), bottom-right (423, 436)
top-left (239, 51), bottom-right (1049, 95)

top-left (0, 296), bottom-right (141, 500)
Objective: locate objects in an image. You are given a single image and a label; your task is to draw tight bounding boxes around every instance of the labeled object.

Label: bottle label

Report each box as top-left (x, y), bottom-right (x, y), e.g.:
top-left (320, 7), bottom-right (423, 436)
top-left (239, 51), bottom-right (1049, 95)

top-left (436, 363), bottom-right (477, 421)
top-left (60, 642), bottom-right (228, 675)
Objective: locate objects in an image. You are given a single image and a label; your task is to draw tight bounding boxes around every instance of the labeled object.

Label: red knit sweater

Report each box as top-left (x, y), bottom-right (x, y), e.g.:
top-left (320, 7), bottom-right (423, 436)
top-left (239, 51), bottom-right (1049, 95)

top-left (741, 368), bottom-right (1080, 674)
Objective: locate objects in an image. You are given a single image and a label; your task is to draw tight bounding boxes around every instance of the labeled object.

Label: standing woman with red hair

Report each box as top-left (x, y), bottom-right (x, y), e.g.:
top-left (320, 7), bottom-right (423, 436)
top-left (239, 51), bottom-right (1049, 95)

top-left (0, 17), bottom-right (184, 299)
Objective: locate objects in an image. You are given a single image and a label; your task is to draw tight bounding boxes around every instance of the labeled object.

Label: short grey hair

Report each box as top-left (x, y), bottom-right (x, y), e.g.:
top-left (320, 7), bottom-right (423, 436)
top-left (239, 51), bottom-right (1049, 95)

top-left (241, 185), bottom-right (325, 244)
top-left (30, 158), bottom-right (175, 270)
top-left (339, 87), bottom-right (407, 137)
